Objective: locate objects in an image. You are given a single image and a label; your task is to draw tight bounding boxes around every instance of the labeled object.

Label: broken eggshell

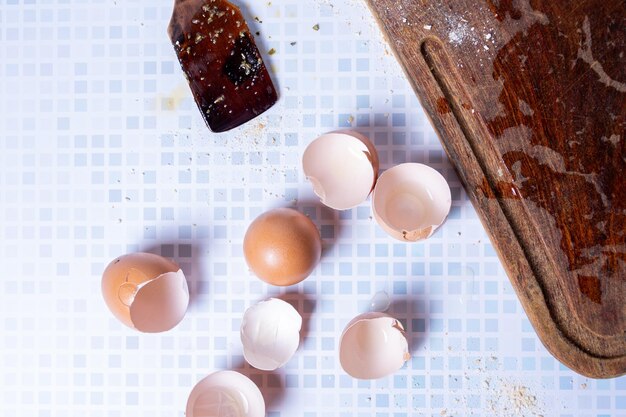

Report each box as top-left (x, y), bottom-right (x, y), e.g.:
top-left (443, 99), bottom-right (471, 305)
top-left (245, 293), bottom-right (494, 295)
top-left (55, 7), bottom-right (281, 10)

top-left (186, 370), bottom-right (265, 417)
top-left (339, 312), bottom-right (410, 379)
top-left (240, 298), bottom-right (303, 371)
top-left (101, 252), bottom-right (189, 333)
top-left (302, 131), bottom-right (379, 210)
top-left (372, 163), bottom-right (451, 242)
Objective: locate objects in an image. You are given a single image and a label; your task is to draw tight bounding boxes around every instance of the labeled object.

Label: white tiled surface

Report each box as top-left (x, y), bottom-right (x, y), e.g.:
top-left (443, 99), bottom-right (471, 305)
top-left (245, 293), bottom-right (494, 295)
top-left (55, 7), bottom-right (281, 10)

top-left (0, 1), bottom-right (624, 416)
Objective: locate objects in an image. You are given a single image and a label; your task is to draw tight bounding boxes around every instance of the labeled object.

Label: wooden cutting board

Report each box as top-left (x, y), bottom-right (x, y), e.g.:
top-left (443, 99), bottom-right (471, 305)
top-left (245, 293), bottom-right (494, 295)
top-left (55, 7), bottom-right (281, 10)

top-left (365, 0), bottom-right (626, 378)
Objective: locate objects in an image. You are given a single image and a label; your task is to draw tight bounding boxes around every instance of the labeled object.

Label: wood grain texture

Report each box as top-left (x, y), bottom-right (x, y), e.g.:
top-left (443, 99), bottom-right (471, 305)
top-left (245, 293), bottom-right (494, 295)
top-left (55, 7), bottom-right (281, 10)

top-left (365, 0), bottom-right (626, 378)
top-left (168, 0), bottom-right (277, 132)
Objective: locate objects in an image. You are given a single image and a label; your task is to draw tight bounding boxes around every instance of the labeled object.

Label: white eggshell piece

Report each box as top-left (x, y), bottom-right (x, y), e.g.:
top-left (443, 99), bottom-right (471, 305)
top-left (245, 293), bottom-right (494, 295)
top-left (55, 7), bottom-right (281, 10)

top-left (372, 163), bottom-right (451, 242)
top-left (339, 312), bottom-right (410, 379)
top-left (302, 131), bottom-right (379, 210)
top-left (187, 370), bottom-right (265, 417)
top-left (129, 270), bottom-right (189, 333)
top-left (240, 298), bottom-right (303, 371)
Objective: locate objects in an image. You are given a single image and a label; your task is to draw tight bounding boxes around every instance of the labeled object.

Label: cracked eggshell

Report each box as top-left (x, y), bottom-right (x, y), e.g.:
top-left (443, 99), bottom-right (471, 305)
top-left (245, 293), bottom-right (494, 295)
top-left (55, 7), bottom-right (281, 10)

top-left (302, 131), bottom-right (379, 210)
top-left (240, 298), bottom-right (303, 371)
top-left (187, 370), bottom-right (265, 417)
top-left (339, 312), bottom-right (410, 379)
top-left (372, 163), bottom-right (451, 242)
top-left (101, 252), bottom-right (189, 333)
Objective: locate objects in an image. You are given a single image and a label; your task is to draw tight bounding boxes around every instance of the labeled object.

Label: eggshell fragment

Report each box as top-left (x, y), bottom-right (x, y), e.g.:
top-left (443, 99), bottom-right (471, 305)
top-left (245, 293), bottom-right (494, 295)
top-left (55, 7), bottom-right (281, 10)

top-left (243, 208), bottom-right (321, 286)
top-left (302, 131), bottom-right (379, 210)
top-left (339, 312), bottom-right (410, 379)
top-left (240, 298), bottom-right (302, 371)
top-left (101, 252), bottom-right (189, 333)
top-left (187, 370), bottom-right (265, 417)
top-left (372, 163), bottom-right (451, 242)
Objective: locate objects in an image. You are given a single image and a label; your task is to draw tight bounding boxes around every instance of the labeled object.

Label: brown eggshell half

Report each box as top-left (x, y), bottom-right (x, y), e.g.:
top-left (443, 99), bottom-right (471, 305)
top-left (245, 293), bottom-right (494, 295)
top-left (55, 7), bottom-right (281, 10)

top-left (101, 252), bottom-right (189, 332)
top-left (128, 270), bottom-right (189, 333)
top-left (243, 208), bottom-right (322, 286)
